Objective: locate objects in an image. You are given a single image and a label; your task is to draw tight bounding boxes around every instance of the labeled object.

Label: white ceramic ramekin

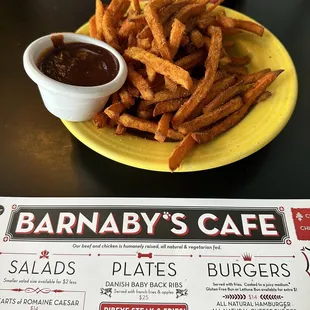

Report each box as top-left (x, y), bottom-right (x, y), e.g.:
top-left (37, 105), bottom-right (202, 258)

top-left (23, 33), bottom-right (127, 122)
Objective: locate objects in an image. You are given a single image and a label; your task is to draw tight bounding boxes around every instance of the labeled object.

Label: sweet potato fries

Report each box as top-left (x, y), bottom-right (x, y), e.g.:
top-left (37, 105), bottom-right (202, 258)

top-left (90, 0), bottom-right (284, 171)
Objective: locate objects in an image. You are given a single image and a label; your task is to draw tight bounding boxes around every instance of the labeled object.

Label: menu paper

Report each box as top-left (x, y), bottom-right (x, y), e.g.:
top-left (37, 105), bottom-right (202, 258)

top-left (0, 198), bottom-right (309, 310)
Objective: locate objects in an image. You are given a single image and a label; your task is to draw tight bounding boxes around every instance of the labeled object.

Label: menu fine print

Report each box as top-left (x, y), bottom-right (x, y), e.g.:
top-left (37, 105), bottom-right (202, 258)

top-left (0, 198), bottom-right (309, 310)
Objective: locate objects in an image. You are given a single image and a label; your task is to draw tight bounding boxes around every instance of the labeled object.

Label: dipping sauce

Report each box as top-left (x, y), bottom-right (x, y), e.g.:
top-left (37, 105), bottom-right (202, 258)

top-left (37, 35), bottom-right (119, 87)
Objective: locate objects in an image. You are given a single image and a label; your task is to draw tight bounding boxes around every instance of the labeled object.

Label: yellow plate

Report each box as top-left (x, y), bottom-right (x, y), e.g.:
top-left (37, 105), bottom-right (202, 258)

top-left (61, 7), bottom-right (298, 172)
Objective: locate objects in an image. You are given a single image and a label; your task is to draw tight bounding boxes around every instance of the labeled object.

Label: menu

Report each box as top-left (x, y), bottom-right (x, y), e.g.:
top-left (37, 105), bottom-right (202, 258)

top-left (0, 197), bottom-right (309, 310)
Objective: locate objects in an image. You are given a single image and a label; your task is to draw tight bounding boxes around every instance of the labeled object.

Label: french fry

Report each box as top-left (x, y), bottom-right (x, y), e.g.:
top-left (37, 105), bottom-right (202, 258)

top-left (101, 0), bottom-right (121, 51)
top-left (127, 83), bottom-right (140, 98)
top-left (95, 0), bottom-right (105, 40)
top-left (221, 64), bottom-right (249, 75)
top-left (153, 99), bottom-right (187, 116)
top-left (188, 75), bottom-right (237, 119)
top-left (159, 0), bottom-right (191, 23)
top-left (151, 0), bottom-right (174, 10)
top-left (196, 14), bottom-right (216, 30)
top-left (164, 2), bottom-right (208, 37)
top-left (217, 12), bottom-right (235, 28)
top-left (138, 108), bottom-right (154, 120)
top-left (192, 70), bottom-right (283, 144)
top-left (125, 47), bottom-right (193, 90)
top-left (114, 0), bottom-right (131, 21)
top-left (172, 26), bottom-right (222, 127)
top-left (175, 49), bottom-right (207, 70)
top-left (128, 33), bottom-right (137, 47)
top-left (118, 17), bottom-right (146, 39)
top-left (230, 55), bottom-right (251, 66)
top-left (175, 2), bottom-right (209, 24)
top-left (119, 87), bottom-right (135, 108)
top-left (179, 96), bottom-right (243, 134)
top-left (144, 3), bottom-right (172, 61)
top-left (132, 0), bottom-right (141, 14)
top-left (257, 91), bottom-right (272, 103)
top-left (243, 70), bottom-right (283, 105)
top-left (115, 124), bottom-right (127, 135)
top-left (233, 19), bottom-right (264, 36)
top-left (104, 102), bottom-right (126, 121)
top-left (169, 19), bottom-right (186, 59)
top-left (203, 81), bottom-right (244, 113)
top-left (139, 85), bottom-right (196, 110)
top-left (242, 68), bottom-right (271, 84)
top-left (138, 37), bottom-right (152, 50)
top-left (137, 26), bottom-right (153, 40)
top-left (89, 15), bottom-right (97, 38)
top-left (146, 66), bottom-right (157, 83)
top-left (181, 34), bottom-right (190, 46)
top-left (119, 114), bottom-right (184, 141)
top-left (214, 69), bottom-right (229, 82)
top-left (168, 134), bottom-right (197, 171)
top-left (93, 111), bottom-right (108, 128)
top-left (108, 118), bottom-right (118, 128)
top-left (190, 29), bottom-right (205, 48)
top-left (207, 0), bottom-right (225, 12)
top-left (155, 113), bottom-right (173, 142)
top-left (221, 28), bottom-right (242, 35)
top-left (127, 66), bottom-right (155, 100)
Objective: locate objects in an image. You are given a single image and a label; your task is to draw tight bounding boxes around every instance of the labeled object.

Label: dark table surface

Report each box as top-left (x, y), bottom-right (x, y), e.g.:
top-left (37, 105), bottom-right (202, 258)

top-left (1, 0), bottom-right (309, 198)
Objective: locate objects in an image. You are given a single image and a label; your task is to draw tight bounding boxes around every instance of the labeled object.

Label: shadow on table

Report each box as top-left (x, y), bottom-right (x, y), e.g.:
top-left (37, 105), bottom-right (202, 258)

top-left (69, 134), bottom-right (270, 198)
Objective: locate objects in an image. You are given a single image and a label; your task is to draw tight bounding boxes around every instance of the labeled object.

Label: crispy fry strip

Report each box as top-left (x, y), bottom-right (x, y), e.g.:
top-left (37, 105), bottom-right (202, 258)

top-left (101, 0), bottom-right (123, 50)
top-left (119, 87), bottom-right (135, 108)
top-left (196, 14), bottom-right (216, 30)
top-left (243, 70), bottom-right (283, 105)
top-left (155, 113), bottom-right (173, 142)
top-left (175, 49), bottom-right (207, 70)
top-left (93, 111), bottom-right (108, 128)
top-left (233, 19), bottom-right (264, 36)
top-left (127, 66), bottom-right (154, 101)
top-left (139, 85), bottom-right (196, 110)
top-left (169, 134), bottom-right (197, 171)
top-left (115, 124), bottom-right (126, 135)
top-left (217, 12), bottom-right (235, 28)
top-left (172, 26), bottom-right (222, 127)
top-left (222, 64), bottom-right (248, 75)
top-left (169, 19), bottom-right (186, 59)
top-left (257, 91), bottom-right (272, 103)
top-left (127, 83), bottom-right (140, 98)
top-left (153, 99), bottom-right (187, 116)
top-left (207, 0), bottom-right (224, 12)
top-left (118, 17), bottom-right (146, 39)
top-left (89, 15), bottom-right (97, 38)
top-left (137, 26), bottom-right (153, 39)
top-left (132, 0), bottom-right (141, 14)
top-left (144, 3), bottom-right (172, 61)
top-left (242, 68), bottom-right (271, 84)
top-left (104, 102), bottom-right (126, 121)
top-left (203, 81), bottom-right (244, 113)
top-left (188, 75), bottom-right (237, 119)
top-left (138, 108), bottom-right (154, 120)
top-left (125, 47), bottom-right (193, 90)
top-left (230, 55), bottom-right (251, 66)
top-left (192, 70), bottom-right (283, 144)
top-left (95, 0), bottom-right (105, 40)
top-left (179, 96), bottom-right (243, 134)
top-left (190, 29), bottom-right (205, 48)
top-left (119, 114), bottom-right (184, 141)
top-left (159, 0), bottom-right (190, 23)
